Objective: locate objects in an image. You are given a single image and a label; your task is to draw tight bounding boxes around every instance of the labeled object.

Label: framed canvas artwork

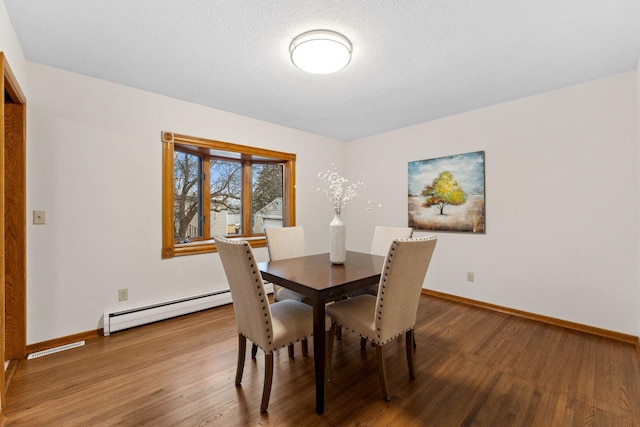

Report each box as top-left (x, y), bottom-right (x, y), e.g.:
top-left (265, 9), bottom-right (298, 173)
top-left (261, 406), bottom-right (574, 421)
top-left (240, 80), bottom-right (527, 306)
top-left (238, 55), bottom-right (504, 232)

top-left (408, 151), bottom-right (485, 233)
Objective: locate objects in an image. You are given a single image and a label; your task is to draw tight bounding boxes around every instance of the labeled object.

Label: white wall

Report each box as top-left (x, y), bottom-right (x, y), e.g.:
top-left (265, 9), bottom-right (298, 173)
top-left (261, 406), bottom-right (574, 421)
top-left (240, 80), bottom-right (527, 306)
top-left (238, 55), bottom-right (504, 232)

top-left (0, 0), bottom-right (25, 75)
top-left (345, 72), bottom-right (639, 336)
top-left (2, 1), bottom-right (344, 344)
top-left (21, 63), bottom-right (346, 344)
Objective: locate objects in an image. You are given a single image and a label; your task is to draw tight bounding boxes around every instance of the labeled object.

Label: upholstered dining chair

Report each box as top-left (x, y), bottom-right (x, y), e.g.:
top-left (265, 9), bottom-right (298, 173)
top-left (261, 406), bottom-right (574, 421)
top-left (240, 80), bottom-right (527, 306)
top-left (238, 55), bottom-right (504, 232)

top-left (264, 226), bottom-right (310, 358)
top-left (265, 226), bottom-right (309, 303)
top-left (347, 226), bottom-right (413, 298)
top-left (326, 235), bottom-right (437, 401)
top-left (355, 226), bottom-right (415, 346)
top-left (370, 226), bottom-right (414, 256)
top-left (214, 236), bottom-right (333, 412)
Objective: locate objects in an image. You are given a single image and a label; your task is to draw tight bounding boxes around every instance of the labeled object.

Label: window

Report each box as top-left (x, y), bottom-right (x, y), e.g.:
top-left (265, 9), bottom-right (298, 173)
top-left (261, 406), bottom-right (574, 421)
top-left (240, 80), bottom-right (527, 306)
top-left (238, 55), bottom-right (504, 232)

top-left (162, 132), bottom-right (296, 258)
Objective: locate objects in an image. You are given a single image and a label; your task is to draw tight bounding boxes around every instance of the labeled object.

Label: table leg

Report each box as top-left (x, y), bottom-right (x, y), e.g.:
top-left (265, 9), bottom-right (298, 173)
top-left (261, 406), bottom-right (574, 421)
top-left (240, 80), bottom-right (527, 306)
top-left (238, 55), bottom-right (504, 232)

top-left (312, 296), bottom-right (326, 414)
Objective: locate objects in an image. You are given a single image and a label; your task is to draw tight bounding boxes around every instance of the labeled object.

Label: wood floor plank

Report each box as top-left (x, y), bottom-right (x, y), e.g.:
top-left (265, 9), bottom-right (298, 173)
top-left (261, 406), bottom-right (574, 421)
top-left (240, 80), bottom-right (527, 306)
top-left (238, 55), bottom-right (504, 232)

top-left (3, 295), bottom-right (639, 426)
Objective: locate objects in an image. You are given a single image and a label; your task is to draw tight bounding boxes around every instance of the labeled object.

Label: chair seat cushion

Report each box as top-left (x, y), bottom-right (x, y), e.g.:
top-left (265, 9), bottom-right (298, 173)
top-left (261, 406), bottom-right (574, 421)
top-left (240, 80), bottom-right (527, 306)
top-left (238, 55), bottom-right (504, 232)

top-left (274, 286), bottom-right (310, 304)
top-left (326, 295), bottom-right (377, 340)
top-left (270, 299), bottom-right (331, 350)
top-left (345, 284), bottom-right (378, 298)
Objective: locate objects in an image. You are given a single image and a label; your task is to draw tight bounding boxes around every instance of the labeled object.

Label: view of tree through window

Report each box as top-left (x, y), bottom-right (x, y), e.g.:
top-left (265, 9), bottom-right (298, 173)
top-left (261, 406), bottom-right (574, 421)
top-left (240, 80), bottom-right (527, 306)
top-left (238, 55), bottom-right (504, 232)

top-left (163, 132), bottom-right (296, 258)
top-left (251, 163), bottom-right (283, 233)
top-left (209, 159), bottom-right (243, 237)
top-left (173, 151), bottom-right (201, 240)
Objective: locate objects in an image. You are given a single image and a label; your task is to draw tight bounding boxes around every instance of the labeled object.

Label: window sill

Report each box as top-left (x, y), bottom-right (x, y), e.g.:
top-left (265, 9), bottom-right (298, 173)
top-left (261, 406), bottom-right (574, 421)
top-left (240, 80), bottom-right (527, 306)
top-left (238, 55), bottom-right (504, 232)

top-left (162, 236), bottom-right (267, 258)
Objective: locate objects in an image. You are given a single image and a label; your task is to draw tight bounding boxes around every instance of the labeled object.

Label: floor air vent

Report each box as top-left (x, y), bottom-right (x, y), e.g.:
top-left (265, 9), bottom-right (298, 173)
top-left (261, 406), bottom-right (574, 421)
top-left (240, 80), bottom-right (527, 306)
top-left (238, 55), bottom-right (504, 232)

top-left (27, 341), bottom-right (85, 359)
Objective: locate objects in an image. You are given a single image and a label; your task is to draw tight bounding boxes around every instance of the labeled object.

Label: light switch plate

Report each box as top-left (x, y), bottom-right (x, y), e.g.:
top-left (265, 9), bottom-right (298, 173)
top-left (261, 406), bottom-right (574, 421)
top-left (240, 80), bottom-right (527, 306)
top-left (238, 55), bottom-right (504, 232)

top-left (33, 210), bottom-right (46, 225)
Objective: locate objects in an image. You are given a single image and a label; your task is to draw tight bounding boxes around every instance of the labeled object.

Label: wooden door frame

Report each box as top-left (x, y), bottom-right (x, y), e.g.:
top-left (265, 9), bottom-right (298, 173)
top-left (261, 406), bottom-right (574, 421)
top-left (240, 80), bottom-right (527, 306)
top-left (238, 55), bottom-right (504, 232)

top-left (0, 52), bottom-right (27, 413)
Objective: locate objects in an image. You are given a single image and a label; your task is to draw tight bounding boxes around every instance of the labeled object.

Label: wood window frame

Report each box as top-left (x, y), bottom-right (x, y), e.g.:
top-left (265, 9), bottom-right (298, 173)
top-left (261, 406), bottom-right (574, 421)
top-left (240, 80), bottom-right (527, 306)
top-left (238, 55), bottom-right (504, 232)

top-left (162, 131), bottom-right (296, 258)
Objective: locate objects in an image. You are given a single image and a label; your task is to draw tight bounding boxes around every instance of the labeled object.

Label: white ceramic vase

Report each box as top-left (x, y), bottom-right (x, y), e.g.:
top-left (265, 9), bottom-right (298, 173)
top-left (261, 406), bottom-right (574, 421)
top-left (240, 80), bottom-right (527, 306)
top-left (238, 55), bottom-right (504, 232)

top-left (329, 212), bottom-right (346, 264)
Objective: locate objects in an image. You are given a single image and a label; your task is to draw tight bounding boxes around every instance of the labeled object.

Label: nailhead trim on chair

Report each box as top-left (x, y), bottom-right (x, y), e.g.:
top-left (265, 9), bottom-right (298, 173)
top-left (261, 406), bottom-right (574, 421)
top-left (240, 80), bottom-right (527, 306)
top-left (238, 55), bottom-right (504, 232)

top-left (244, 242), bottom-right (275, 347)
top-left (249, 337), bottom-right (312, 354)
top-left (244, 334), bottom-right (312, 355)
top-left (330, 321), bottom-right (412, 346)
top-left (376, 243), bottom-right (396, 341)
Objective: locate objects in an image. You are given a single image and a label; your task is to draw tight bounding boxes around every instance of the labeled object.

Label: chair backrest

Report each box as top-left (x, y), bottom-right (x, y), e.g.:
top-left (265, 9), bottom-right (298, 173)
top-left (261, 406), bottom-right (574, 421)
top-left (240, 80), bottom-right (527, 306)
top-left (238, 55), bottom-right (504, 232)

top-left (370, 226), bottom-right (414, 256)
top-left (265, 226), bottom-right (306, 261)
top-left (214, 236), bottom-right (275, 352)
top-left (375, 236), bottom-right (437, 344)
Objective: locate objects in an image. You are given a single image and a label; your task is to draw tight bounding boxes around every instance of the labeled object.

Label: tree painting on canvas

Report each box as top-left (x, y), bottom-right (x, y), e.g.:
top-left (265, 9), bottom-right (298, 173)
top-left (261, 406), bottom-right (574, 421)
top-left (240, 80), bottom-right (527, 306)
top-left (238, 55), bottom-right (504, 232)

top-left (408, 151), bottom-right (485, 233)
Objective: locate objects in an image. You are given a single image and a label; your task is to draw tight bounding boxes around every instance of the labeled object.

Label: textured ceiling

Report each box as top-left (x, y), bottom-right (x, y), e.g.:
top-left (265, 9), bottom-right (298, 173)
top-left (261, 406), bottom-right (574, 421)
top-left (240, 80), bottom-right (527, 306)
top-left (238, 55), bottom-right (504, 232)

top-left (4, 0), bottom-right (640, 141)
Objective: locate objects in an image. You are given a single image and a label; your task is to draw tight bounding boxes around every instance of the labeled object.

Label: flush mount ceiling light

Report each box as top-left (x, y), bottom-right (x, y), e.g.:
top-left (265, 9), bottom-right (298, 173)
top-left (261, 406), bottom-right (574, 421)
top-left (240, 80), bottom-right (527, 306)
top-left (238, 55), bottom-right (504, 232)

top-left (290, 30), bottom-right (352, 74)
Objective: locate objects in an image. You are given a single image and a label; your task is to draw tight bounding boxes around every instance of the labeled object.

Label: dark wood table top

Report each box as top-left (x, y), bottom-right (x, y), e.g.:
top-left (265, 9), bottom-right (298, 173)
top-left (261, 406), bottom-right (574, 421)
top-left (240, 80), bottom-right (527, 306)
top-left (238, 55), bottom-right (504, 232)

top-left (258, 251), bottom-right (385, 300)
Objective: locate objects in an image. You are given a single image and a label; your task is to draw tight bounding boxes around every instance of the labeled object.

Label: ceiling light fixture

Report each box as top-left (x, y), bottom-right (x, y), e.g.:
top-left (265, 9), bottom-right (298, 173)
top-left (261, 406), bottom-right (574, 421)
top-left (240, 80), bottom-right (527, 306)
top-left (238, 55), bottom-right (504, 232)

top-left (290, 30), bottom-right (352, 74)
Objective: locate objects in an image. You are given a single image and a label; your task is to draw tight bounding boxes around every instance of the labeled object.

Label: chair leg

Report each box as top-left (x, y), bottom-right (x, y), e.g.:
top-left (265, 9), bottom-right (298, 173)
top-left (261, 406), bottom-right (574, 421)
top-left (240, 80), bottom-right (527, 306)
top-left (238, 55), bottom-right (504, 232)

top-left (406, 329), bottom-right (415, 379)
top-left (336, 326), bottom-right (342, 339)
top-left (360, 337), bottom-right (367, 348)
top-left (288, 344), bottom-right (295, 358)
top-left (326, 323), bottom-right (336, 381)
top-left (260, 353), bottom-right (274, 412)
top-left (302, 338), bottom-right (309, 356)
top-left (251, 343), bottom-right (258, 359)
top-left (375, 344), bottom-right (391, 401)
top-left (236, 334), bottom-right (247, 385)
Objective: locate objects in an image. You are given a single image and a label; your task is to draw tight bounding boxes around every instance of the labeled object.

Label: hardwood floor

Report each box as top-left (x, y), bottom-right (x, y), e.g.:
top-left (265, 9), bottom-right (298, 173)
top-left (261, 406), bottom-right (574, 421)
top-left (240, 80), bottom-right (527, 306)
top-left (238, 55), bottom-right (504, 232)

top-left (3, 295), bottom-right (639, 426)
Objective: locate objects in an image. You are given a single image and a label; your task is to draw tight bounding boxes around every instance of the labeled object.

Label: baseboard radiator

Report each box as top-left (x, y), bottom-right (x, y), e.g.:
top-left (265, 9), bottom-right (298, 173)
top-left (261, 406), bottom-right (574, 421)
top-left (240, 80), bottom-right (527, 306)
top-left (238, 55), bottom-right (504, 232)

top-left (103, 284), bottom-right (273, 336)
top-left (103, 290), bottom-right (232, 336)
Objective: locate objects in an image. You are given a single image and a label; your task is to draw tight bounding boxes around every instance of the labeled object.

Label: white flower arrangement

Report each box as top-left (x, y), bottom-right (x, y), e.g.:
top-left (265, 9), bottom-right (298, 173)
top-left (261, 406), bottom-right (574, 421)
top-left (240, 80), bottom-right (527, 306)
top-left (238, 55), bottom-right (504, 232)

top-left (317, 165), bottom-right (365, 215)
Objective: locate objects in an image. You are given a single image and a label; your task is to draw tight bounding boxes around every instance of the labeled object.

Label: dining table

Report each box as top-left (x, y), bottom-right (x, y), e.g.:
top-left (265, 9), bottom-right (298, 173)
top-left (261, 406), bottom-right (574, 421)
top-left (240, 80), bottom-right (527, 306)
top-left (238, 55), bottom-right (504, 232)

top-left (258, 250), bottom-right (385, 415)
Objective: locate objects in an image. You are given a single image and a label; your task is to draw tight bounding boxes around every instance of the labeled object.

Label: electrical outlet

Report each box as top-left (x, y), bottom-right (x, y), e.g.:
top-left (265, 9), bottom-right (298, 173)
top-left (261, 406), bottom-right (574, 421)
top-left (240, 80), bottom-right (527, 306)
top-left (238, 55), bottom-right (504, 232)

top-left (118, 288), bottom-right (128, 301)
top-left (466, 272), bottom-right (474, 282)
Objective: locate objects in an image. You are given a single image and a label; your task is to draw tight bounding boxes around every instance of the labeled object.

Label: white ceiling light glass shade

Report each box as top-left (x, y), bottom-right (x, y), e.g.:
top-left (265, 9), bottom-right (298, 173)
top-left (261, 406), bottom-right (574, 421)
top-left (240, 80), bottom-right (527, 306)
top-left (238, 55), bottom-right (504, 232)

top-left (290, 30), bottom-right (352, 74)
